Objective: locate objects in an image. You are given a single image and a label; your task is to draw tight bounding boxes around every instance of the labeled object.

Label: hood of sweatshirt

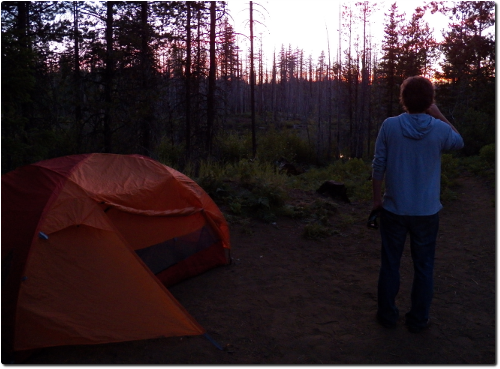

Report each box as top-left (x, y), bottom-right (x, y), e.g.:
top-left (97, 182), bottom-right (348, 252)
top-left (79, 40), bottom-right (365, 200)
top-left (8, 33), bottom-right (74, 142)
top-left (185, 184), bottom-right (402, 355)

top-left (400, 113), bottom-right (433, 140)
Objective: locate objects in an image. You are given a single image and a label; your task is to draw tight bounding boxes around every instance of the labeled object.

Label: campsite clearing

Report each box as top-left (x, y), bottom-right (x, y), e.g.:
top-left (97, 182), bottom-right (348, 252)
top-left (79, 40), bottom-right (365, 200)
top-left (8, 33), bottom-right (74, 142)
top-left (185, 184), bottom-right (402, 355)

top-left (25, 174), bottom-right (495, 364)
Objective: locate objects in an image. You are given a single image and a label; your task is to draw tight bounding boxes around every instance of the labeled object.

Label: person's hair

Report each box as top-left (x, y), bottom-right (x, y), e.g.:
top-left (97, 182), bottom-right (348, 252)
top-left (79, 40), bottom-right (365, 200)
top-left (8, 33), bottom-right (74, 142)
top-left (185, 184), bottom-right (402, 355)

top-left (399, 76), bottom-right (435, 113)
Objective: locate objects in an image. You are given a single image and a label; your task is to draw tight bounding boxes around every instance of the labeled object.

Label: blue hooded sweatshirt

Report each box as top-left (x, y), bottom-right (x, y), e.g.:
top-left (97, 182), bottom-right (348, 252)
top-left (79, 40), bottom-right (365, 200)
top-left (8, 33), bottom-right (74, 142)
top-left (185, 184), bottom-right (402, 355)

top-left (372, 113), bottom-right (464, 216)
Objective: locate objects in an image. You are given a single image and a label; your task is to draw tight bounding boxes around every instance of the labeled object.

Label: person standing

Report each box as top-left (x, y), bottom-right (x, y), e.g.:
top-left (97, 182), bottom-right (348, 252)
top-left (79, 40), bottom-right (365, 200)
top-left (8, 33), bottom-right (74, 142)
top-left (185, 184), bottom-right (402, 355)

top-left (372, 76), bottom-right (464, 333)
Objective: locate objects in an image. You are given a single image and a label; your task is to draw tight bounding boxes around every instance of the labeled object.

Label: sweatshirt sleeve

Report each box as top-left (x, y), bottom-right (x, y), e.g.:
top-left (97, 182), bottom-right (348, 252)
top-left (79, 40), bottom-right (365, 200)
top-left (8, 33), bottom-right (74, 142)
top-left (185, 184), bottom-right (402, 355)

top-left (441, 124), bottom-right (465, 151)
top-left (372, 121), bottom-right (387, 181)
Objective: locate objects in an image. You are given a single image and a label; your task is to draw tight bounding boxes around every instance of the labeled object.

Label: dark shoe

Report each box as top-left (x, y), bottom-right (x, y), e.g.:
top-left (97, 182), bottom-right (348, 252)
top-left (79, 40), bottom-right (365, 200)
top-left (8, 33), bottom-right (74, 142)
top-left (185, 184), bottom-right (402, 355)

top-left (406, 319), bottom-right (431, 333)
top-left (377, 313), bottom-right (397, 329)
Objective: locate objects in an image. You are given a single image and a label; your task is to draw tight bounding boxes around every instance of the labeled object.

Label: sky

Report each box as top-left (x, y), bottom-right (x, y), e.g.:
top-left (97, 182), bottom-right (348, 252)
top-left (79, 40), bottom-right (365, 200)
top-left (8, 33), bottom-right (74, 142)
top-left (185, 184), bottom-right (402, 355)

top-left (226, 0), bottom-right (450, 65)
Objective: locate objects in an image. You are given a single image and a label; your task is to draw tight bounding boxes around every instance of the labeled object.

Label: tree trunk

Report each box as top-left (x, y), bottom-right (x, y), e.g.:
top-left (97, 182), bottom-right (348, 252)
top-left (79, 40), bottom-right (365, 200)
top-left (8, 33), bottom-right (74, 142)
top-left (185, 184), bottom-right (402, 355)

top-left (326, 25), bottom-right (332, 160)
top-left (250, 1), bottom-right (256, 158)
top-left (207, 1), bottom-right (216, 156)
top-left (336, 2), bottom-right (342, 158)
top-left (104, 1), bottom-right (114, 153)
top-left (73, 2), bottom-right (83, 151)
top-left (140, 1), bottom-right (152, 156)
top-left (185, 2), bottom-right (192, 160)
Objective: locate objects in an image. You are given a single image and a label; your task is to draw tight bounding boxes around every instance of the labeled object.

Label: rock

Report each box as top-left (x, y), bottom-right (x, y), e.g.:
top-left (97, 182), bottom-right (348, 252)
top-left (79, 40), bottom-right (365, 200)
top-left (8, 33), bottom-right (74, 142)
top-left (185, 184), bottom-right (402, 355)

top-left (317, 180), bottom-right (350, 203)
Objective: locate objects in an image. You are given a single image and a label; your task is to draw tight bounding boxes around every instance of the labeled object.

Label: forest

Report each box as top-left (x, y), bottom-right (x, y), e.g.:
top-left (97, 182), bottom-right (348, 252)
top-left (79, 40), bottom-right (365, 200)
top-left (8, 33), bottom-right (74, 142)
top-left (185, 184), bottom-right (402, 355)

top-left (1, 1), bottom-right (496, 175)
top-left (1, 3), bottom-right (496, 365)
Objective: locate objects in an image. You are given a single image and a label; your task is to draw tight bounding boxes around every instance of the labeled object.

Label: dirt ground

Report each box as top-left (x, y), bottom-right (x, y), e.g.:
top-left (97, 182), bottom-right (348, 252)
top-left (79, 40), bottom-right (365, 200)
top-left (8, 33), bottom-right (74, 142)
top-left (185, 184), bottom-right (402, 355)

top-left (26, 174), bottom-right (496, 365)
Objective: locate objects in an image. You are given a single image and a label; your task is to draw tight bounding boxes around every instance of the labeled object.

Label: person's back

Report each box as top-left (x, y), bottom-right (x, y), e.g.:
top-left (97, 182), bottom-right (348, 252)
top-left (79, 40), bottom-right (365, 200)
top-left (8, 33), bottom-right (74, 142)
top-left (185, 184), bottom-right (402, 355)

top-left (373, 111), bottom-right (464, 215)
top-left (371, 76), bottom-right (464, 333)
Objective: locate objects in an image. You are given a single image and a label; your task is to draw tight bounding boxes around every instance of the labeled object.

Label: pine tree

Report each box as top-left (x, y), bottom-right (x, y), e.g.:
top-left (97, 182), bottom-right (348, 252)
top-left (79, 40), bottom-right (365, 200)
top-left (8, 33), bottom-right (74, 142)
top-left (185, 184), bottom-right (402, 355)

top-left (437, 1), bottom-right (495, 154)
top-left (379, 2), bottom-right (403, 117)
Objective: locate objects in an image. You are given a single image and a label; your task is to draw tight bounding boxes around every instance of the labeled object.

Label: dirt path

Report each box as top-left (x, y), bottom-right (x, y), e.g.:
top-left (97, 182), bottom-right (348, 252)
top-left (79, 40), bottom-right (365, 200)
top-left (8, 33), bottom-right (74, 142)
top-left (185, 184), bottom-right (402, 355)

top-left (26, 175), bottom-right (496, 364)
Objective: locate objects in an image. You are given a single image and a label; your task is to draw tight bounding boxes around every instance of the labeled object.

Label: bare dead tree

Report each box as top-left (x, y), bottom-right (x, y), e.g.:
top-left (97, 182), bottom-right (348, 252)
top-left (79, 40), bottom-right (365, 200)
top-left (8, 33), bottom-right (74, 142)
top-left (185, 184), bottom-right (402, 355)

top-left (326, 24), bottom-right (333, 160)
top-left (104, 1), bottom-right (114, 152)
top-left (207, 1), bottom-right (216, 155)
top-left (184, 2), bottom-right (192, 160)
top-left (250, 1), bottom-right (256, 158)
top-left (73, 2), bottom-right (83, 151)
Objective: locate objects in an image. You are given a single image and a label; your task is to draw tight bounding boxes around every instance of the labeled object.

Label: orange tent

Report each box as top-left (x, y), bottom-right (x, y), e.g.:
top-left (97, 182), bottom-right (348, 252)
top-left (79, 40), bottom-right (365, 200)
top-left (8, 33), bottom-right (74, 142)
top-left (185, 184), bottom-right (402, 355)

top-left (1, 153), bottom-right (230, 360)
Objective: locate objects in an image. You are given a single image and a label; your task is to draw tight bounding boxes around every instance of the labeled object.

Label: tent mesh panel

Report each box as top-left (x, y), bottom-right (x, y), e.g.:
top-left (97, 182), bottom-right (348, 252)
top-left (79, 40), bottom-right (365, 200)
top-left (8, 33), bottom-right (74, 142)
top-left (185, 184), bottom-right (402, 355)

top-left (135, 226), bottom-right (218, 274)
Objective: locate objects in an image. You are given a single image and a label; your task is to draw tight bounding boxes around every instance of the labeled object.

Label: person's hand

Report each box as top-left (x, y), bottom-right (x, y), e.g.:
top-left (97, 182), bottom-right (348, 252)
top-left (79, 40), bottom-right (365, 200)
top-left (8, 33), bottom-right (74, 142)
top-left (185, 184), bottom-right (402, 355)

top-left (425, 103), bottom-right (441, 119)
top-left (426, 103), bottom-right (460, 133)
top-left (367, 204), bottom-right (382, 229)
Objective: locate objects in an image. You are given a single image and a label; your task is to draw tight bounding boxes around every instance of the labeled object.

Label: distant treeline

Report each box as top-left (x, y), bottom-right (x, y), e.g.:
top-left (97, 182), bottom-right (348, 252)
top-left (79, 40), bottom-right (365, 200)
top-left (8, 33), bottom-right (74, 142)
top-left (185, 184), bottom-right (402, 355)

top-left (1, 1), bottom-right (495, 173)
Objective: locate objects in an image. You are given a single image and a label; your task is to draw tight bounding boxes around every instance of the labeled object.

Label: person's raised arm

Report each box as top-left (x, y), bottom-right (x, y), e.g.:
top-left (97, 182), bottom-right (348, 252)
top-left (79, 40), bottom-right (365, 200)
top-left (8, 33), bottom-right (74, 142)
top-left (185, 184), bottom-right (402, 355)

top-left (426, 104), bottom-right (460, 134)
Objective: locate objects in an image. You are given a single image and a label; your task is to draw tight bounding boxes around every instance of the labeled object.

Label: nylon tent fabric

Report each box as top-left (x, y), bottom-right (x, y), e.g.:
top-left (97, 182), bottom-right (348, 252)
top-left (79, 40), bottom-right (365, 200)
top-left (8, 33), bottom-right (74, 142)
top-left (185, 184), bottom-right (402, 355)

top-left (1, 153), bottom-right (230, 360)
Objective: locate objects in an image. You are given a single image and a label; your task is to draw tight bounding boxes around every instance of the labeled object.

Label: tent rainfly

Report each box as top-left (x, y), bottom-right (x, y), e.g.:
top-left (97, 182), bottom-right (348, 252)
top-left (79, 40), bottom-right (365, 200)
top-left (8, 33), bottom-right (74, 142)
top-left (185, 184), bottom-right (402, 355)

top-left (1, 153), bottom-right (231, 362)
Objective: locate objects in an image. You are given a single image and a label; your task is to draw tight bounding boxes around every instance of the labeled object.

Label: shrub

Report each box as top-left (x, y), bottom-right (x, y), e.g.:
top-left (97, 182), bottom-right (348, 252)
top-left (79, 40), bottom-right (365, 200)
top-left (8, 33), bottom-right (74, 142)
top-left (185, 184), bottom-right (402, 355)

top-left (257, 128), bottom-right (315, 164)
top-left (441, 154), bottom-right (459, 184)
top-left (439, 153), bottom-right (460, 201)
top-left (459, 109), bottom-right (495, 156)
top-left (458, 143), bottom-right (495, 179)
top-left (217, 132), bottom-right (252, 163)
top-left (479, 143), bottom-right (495, 167)
top-left (194, 158), bottom-right (289, 223)
top-left (157, 139), bottom-right (184, 168)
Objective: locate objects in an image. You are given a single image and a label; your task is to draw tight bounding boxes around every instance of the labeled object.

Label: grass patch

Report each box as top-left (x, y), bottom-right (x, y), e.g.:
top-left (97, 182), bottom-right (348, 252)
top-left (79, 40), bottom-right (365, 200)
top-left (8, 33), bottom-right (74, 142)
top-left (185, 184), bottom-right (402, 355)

top-left (303, 222), bottom-right (336, 240)
top-left (161, 132), bottom-right (474, 228)
top-left (191, 156), bottom-right (374, 225)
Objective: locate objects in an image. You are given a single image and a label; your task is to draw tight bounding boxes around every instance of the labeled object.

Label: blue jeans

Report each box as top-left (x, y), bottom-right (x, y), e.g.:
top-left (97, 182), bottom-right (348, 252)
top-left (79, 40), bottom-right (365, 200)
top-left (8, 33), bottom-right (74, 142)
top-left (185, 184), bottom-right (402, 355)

top-left (377, 208), bottom-right (439, 328)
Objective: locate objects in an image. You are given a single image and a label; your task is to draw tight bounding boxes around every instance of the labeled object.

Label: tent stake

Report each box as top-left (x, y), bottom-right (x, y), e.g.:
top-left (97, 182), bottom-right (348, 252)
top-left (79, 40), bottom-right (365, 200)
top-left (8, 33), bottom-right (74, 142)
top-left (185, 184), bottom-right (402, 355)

top-left (203, 333), bottom-right (223, 350)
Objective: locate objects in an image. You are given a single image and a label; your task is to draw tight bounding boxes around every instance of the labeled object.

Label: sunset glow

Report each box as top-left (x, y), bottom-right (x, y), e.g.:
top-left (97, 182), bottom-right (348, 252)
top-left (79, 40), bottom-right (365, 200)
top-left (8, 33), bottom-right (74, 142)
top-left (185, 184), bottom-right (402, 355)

top-left (227, 0), bottom-right (449, 66)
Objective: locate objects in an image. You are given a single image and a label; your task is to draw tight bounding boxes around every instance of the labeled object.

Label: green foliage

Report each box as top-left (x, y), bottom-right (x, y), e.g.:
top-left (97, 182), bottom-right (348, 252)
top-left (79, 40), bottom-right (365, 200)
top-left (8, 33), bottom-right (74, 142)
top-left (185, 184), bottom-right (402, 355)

top-left (194, 158), bottom-right (289, 223)
top-left (215, 127), bottom-right (315, 166)
top-left (277, 197), bottom-right (345, 239)
top-left (293, 158), bottom-right (372, 202)
top-left (439, 1), bottom-right (495, 86)
top-left (303, 222), bottom-right (335, 240)
top-left (192, 151), bottom-right (471, 230)
top-left (299, 198), bottom-right (343, 240)
top-left (256, 127), bottom-right (316, 164)
top-left (441, 153), bottom-right (459, 183)
top-left (1, 137), bottom-right (30, 173)
top-left (340, 159), bottom-right (373, 201)
top-left (231, 159), bottom-right (264, 184)
top-left (441, 143), bottom-right (495, 206)
top-left (282, 198), bottom-right (338, 220)
top-left (217, 132), bottom-right (252, 163)
top-left (458, 108), bottom-right (495, 156)
top-left (1, 126), bottom-right (75, 173)
top-left (458, 143), bottom-right (495, 179)
top-left (479, 143), bottom-right (495, 167)
top-left (223, 180), bottom-right (288, 223)
top-left (338, 213), bottom-right (356, 229)
top-left (440, 186), bottom-right (458, 203)
top-left (440, 153), bottom-right (459, 200)
top-left (1, 30), bottom-right (36, 172)
top-left (157, 139), bottom-right (184, 168)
